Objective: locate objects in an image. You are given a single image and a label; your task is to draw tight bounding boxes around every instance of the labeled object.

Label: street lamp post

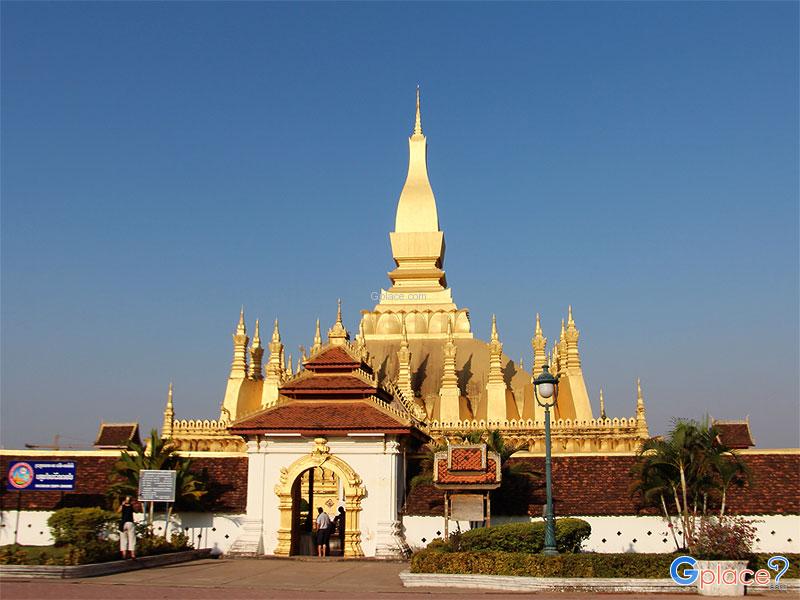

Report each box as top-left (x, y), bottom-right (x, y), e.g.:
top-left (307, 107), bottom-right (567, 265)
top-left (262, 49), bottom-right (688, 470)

top-left (533, 364), bottom-right (559, 556)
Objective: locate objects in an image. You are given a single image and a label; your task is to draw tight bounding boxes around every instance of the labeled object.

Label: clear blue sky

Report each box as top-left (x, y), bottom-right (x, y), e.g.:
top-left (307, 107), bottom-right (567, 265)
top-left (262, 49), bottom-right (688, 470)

top-left (2, 2), bottom-right (798, 449)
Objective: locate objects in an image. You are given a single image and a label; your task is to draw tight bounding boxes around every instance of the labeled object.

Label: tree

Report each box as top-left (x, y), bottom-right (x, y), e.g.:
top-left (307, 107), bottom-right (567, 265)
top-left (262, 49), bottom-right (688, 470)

top-left (108, 429), bottom-right (207, 537)
top-left (632, 418), bottom-right (752, 553)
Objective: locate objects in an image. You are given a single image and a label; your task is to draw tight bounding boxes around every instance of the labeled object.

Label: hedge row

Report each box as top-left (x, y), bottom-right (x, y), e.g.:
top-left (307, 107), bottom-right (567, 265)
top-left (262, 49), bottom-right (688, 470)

top-left (411, 550), bottom-right (800, 579)
top-left (449, 519), bottom-right (591, 554)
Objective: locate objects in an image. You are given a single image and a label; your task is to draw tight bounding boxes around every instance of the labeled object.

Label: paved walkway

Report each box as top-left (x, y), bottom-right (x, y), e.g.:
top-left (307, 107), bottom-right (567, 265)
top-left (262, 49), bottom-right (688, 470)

top-left (0, 558), bottom-right (789, 599)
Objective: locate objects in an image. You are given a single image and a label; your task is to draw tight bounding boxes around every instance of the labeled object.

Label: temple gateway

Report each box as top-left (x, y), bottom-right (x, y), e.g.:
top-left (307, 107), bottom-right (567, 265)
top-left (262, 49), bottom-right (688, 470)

top-left (161, 92), bottom-right (651, 557)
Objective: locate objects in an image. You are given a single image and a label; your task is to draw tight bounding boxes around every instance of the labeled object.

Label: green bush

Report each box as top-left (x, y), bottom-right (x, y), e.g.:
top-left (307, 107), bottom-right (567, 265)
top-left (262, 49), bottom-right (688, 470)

top-left (47, 507), bottom-right (118, 547)
top-left (413, 550), bottom-right (676, 577)
top-left (136, 530), bottom-right (192, 557)
top-left (63, 539), bottom-right (119, 566)
top-left (448, 519), bottom-right (591, 554)
top-left (411, 550), bottom-right (800, 579)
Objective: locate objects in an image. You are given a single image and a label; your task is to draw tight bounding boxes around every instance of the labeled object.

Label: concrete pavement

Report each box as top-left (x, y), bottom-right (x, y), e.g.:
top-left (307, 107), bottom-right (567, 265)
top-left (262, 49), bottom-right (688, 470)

top-left (0, 557), bottom-right (789, 599)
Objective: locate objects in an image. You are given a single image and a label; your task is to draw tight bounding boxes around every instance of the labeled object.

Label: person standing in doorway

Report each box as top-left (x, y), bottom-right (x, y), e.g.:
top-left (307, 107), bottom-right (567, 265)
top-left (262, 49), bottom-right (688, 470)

top-left (314, 507), bottom-right (331, 557)
top-left (333, 506), bottom-right (346, 555)
top-left (117, 496), bottom-right (136, 559)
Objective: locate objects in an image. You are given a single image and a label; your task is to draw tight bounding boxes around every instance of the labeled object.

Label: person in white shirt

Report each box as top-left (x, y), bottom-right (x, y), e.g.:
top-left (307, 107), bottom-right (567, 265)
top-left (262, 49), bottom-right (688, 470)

top-left (314, 507), bottom-right (332, 557)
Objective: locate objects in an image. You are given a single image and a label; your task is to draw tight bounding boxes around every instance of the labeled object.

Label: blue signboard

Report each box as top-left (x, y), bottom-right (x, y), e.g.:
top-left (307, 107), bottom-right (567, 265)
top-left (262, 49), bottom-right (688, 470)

top-left (6, 461), bottom-right (76, 491)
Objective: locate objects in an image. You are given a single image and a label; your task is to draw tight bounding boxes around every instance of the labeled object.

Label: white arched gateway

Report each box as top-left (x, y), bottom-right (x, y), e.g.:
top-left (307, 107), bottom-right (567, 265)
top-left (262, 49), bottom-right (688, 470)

top-left (226, 342), bottom-right (427, 558)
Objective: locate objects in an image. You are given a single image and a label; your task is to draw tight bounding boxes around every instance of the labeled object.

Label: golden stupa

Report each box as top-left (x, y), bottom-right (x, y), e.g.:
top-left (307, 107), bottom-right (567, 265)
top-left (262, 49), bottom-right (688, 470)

top-left (162, 90), bottom-right (649, 454)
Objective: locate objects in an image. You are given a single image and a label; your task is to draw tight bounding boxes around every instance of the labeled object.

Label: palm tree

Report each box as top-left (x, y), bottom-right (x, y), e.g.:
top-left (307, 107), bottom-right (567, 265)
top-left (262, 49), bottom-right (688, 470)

top-left (630, 452), bottom-right (681, 549)
top-left (707, 438), bottom-right (751, 517)
top-left (633, 418), bottom-right (752, 552)
top-left (108, 429), bottom-right (207, 536)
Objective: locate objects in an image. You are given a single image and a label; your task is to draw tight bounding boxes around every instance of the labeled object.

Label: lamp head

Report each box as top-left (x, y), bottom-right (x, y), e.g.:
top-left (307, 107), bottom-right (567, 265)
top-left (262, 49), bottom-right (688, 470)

top-left (534, 364), bottom-right (558, 405)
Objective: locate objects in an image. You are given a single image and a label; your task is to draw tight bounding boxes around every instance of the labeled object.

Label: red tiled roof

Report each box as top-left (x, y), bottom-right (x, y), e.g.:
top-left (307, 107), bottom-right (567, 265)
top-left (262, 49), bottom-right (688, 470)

top-left (715, 422), bottom-right (755, 449)
top-left (435, 457), bottom-right (499, 486)
top-left (406, 453), bottom-right (800, 517)
top-left (94, 423), bottom-right (140, 448)
top-left (229, 401), bottom-right (412, 434)
top-left (281, 375), bottom-right (376, 396)
top-left (304, 346), bottom-right (362, 370)
top-left (450, 447), bottom-right (485, 471)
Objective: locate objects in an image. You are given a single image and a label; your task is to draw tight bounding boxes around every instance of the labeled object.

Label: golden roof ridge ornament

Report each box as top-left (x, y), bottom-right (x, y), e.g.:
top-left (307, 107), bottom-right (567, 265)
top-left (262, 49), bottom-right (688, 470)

top-left (328, 298), bottom-right (350, 345)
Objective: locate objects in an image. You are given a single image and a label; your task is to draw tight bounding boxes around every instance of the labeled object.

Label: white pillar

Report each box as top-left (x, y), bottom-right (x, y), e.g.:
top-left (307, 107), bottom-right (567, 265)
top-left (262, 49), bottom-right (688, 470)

top-left (375, 438), bottom-right (411, 557)
top-left (227, 438), bottom-right (266, 555)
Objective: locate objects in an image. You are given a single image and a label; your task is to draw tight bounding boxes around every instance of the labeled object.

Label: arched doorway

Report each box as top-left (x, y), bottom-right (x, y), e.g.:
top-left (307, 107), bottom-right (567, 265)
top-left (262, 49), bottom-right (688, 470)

top-left (274, 438), bottom-right (366, 557)
top-left (289, 466), bottom-right (343, 555)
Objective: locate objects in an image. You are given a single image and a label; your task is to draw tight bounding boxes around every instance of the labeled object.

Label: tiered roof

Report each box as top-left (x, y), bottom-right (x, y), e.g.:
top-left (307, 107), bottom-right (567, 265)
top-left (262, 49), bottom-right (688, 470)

top-left (229, 343), bottom-right (427, 439)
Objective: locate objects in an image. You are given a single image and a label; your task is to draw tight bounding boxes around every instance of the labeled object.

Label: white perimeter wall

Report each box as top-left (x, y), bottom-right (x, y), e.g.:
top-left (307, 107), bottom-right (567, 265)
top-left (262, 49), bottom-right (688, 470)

top-left (0, 510), bottom-right (245, 554)
top-left (402, 514), bottom-right (800, 554)
top-left (5, 510), bottom-right (797, 555)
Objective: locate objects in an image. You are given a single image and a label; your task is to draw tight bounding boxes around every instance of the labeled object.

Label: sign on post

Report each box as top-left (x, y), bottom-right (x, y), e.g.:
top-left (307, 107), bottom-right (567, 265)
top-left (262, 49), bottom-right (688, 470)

top-left (138, 469), bottom-right (176, 502)
top-left (6, 461), bottom-right (76, 491)
top-left (450, 494), bottom-right (485, 521)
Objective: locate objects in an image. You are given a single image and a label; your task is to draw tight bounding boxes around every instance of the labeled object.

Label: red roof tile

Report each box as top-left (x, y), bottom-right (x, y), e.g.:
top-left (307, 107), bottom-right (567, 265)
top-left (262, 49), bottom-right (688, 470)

top-left (715, 422), bottom-right (755, 449)
top-left (281, 375), bottom-right (376, 396)
top-left (450, 447), bottom-right (485, 471)
top-left (94, 423), bottom-right (140, 448)
top-left (229, 401), bottom-right (412, 434)
top-left (407, 453), bottom-right (800, 517)
top-left (435, 457), bottom-right (500, 486)
top-left (304, 346), bottom-right (362, 370)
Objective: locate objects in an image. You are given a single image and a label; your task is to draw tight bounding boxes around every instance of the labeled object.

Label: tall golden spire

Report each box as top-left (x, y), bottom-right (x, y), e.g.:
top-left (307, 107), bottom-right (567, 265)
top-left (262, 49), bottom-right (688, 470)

top-left (555, 318), bottom-right (566, 376)
top-left (397, 315), bottom-right (413, 404)
top-left (249, 319), bottom-right (264, 380)
top-left (599, 387), bottom-right (606, 420)
top-left (486, 315), bottom-right (506, 422)
top-left (230, 307), bottom-right (249, 379)
top-left (162, 382), bottom-right (174, 438)
top-left (261, 318), bottom-right (284, 408)
top-left (271, 318), bottom-right (281, 344)
top-left (414, 85), bottom-right (422, 135)
top-left (439, 318), bottom-right (460, 423)
top-left (311, 318), bottom-right (322, 355)
top-left (565, 305), bottom-right (581, 372)
top-left (531, 312), bottom-right (547, 376)
top-left (636, 378), bottom-right (649, 437)
top-left (394, 87), bottom-right (439, 234)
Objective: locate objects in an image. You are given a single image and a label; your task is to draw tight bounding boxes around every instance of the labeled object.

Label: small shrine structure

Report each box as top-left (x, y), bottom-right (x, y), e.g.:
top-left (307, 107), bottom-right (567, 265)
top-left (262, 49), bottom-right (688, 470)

top-left (432, 444), bottom-right (501, 538)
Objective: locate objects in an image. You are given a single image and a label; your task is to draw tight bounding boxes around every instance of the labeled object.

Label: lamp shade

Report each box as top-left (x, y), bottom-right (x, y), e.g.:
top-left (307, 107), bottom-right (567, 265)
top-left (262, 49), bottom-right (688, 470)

top-left (537, 382), bottom-right (555, 399)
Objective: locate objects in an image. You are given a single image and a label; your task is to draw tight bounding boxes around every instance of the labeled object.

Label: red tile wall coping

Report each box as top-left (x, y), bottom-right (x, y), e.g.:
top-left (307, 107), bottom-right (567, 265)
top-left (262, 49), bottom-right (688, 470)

top-left (0, 454), bottom-right (248, 513)
top-left (405, 452), bottom-right (800, 517)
